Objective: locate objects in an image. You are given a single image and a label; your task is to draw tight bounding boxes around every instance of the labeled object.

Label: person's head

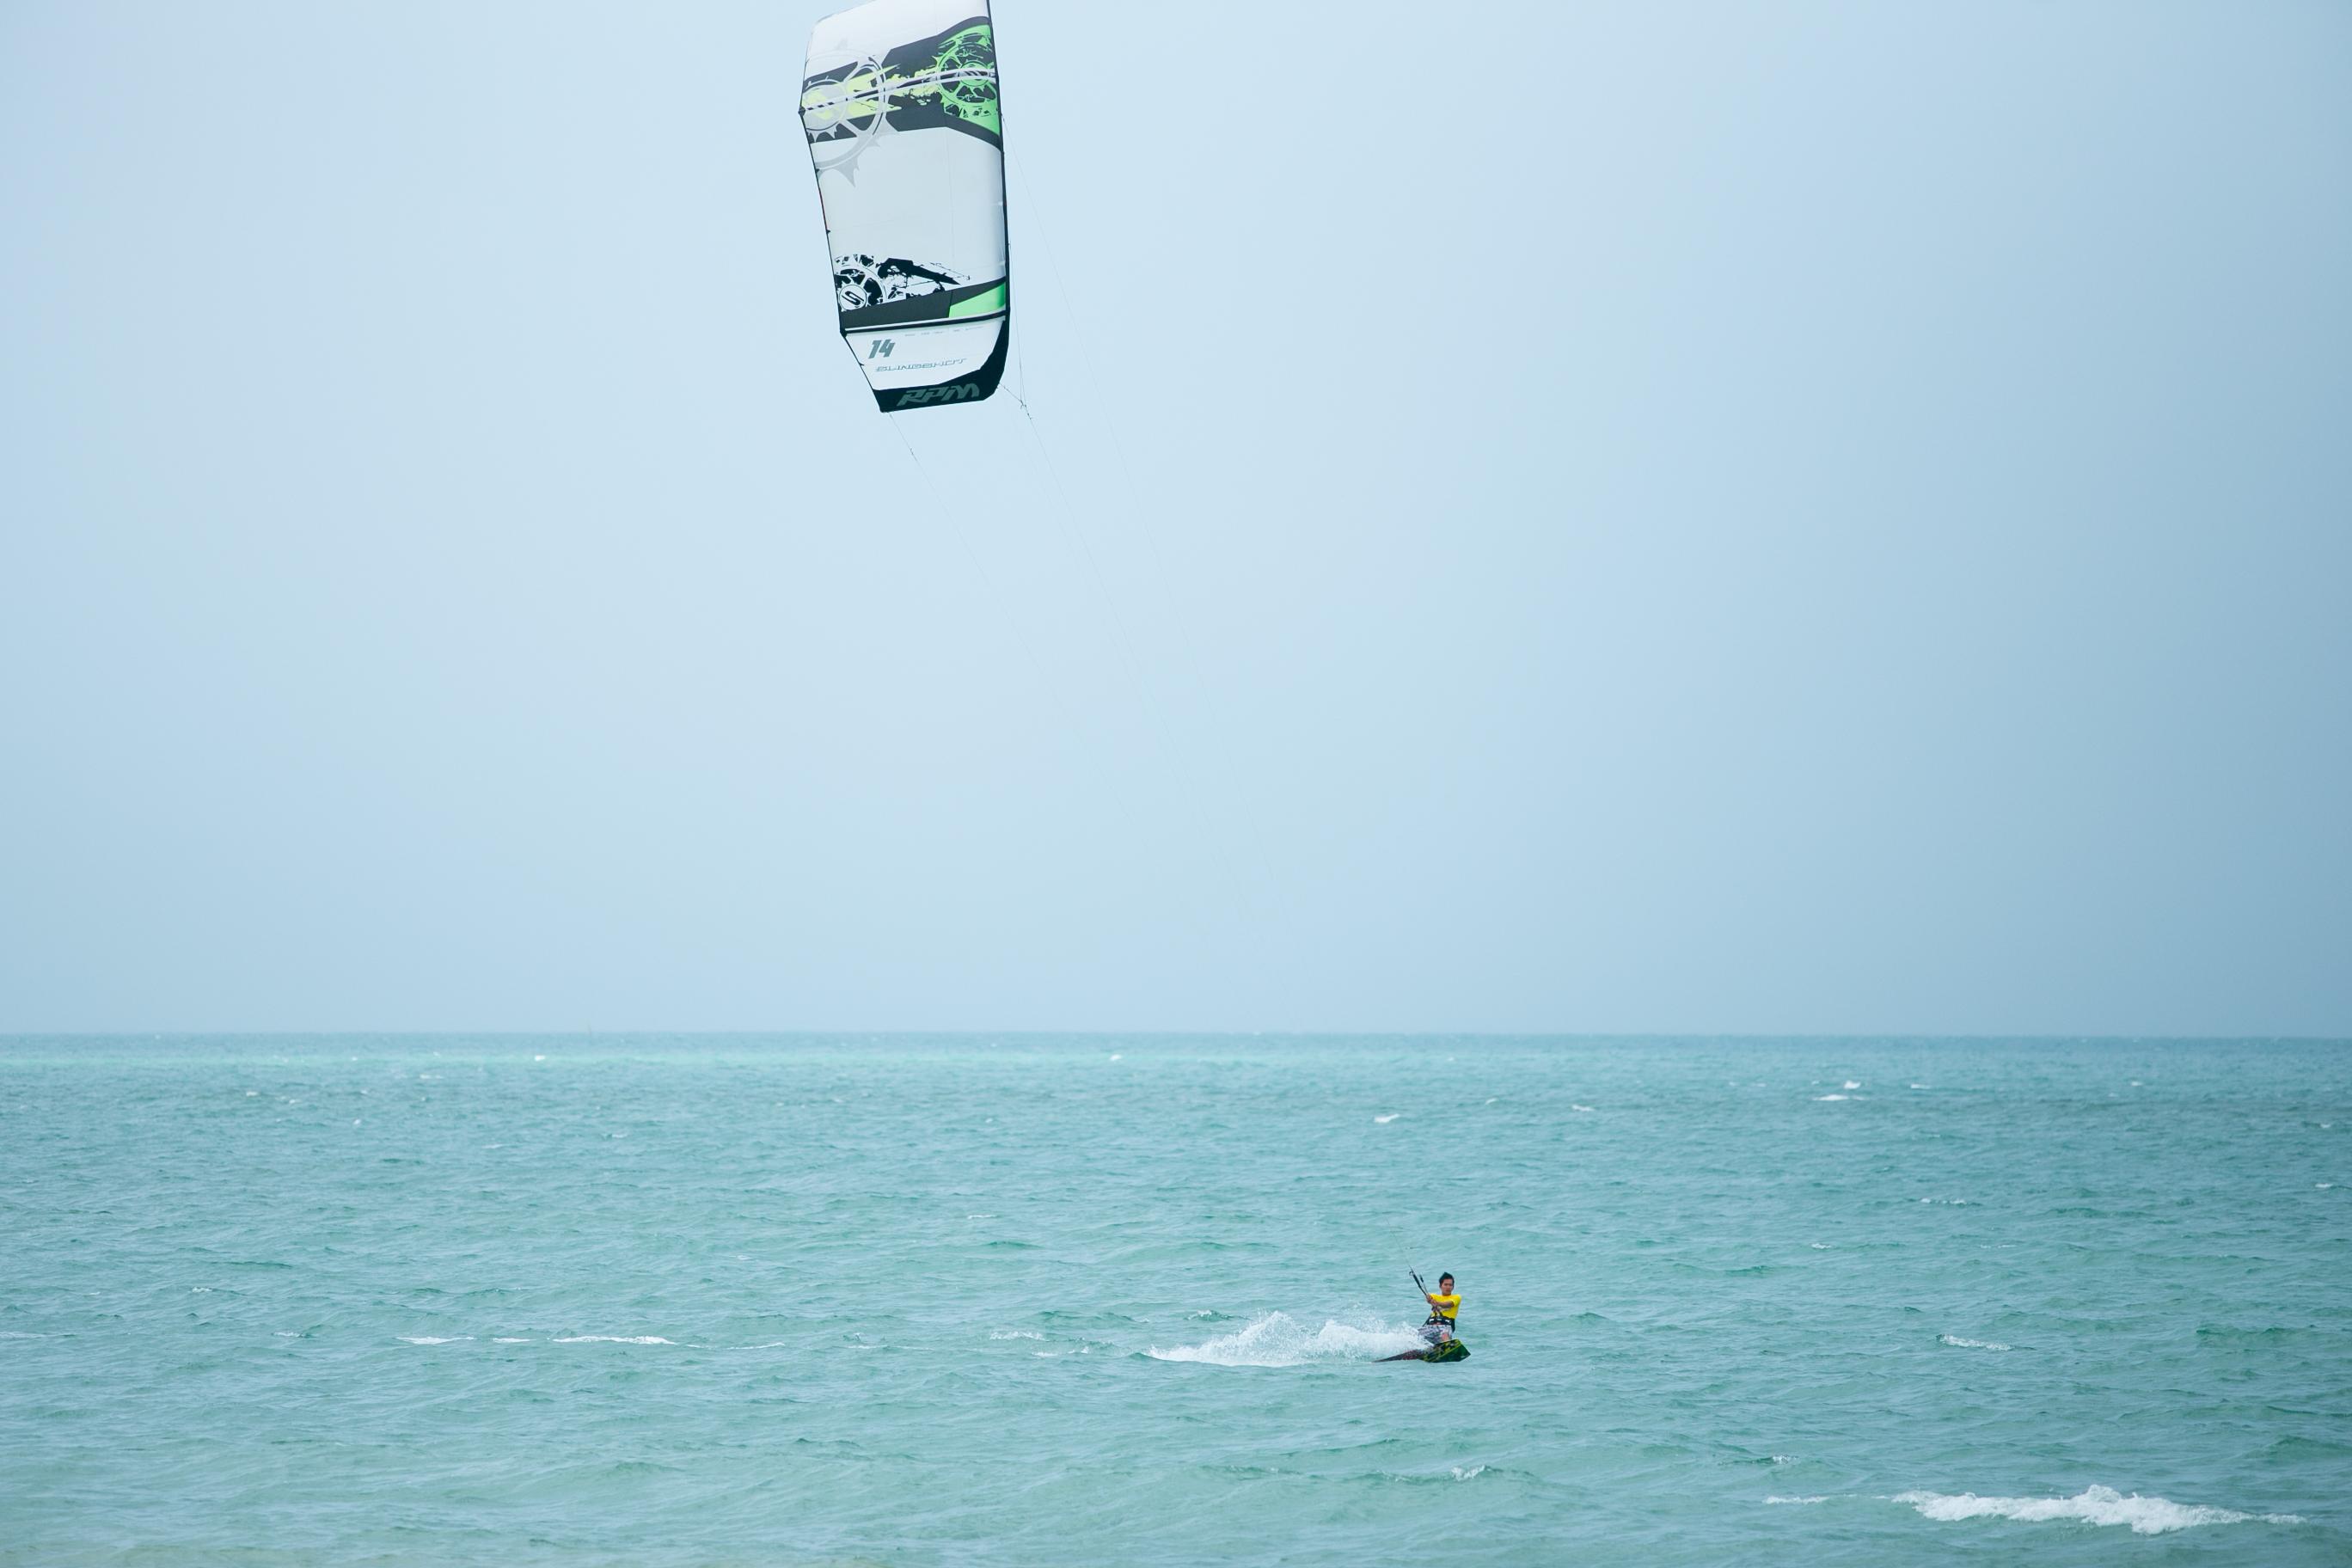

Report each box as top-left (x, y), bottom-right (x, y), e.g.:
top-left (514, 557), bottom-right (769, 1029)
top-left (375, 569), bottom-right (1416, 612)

top-left (1439, 1274), bottom-right (1454, 1292)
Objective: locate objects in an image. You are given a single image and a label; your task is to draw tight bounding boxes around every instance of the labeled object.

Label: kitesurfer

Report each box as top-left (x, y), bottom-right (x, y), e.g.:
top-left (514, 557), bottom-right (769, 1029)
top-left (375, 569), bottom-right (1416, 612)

top-left (1421, 1273), bottom-right (1461, 1345)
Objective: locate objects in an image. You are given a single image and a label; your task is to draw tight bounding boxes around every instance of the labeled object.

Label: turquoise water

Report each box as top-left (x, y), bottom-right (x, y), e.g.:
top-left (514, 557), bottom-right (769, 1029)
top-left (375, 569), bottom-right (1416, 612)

top-left (2, 1036), bottom-right (2344, 1565)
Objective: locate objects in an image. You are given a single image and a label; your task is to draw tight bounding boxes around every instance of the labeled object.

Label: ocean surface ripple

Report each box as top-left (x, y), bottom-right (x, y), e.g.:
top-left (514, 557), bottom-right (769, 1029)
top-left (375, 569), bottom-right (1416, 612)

top-left (1, 1035), bottom-right (2344, 1565)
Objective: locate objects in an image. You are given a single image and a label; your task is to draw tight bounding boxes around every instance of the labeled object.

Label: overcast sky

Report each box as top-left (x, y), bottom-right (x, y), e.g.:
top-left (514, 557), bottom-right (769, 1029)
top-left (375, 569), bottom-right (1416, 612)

top-left (3, 1), bottom-right (2347, 1034)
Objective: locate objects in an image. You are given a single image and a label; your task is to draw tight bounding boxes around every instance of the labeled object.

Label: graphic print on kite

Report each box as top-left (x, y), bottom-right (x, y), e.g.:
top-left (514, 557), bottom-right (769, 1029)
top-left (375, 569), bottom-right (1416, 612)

top-left (836, 254), bottom-right (964, 312)
top-left (801, 19), bottom-right (1000, 169)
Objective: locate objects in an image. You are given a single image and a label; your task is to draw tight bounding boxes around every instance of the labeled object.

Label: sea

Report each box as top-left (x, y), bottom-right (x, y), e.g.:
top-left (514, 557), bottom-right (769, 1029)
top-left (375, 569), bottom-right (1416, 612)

top-left (1, 1035), bottom-right (2343, 1565)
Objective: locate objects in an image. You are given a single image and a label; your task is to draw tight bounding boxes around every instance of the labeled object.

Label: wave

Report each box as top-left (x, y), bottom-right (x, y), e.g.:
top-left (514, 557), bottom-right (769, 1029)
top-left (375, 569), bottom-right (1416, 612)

top-left (553, 1335), bottom-right (677, 1345)
top-left (1146, 1311), bottom-right (1426, 1367)
top-left (2196, 1323), bottom-right (2325, 1345)
top-left (1892, 1485), bottom-right (2301, 1535)
top-left (397, 1335), bottom-right (470, 1345)
top-left (1938, 1335), bottom-right (2012, 1351)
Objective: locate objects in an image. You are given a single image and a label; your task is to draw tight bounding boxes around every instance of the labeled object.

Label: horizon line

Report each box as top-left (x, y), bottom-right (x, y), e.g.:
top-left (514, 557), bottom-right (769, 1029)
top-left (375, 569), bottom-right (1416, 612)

top-left (3, 1029), bottom-right (2346, 1044)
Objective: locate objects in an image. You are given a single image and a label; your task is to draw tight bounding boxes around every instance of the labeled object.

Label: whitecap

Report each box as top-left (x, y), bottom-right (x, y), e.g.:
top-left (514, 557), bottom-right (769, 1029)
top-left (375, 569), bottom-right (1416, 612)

top-left (398, 1335), bottom-right (470, 1345)
top-left (1450, 1466), bottom-right (1485, 1481)
top-left (1767, 1495), bottom-right (1828, 1505)
top-left (1571, 1105), bottom-right (1595, 1113)
top-left (1148, 1311), bottom-right (1424, 1367)
top-left (534, 1054), bottom-right (546, 1062)
top-left (1909, 1083), bottom-right (1929, 1090)
top-left (990, 1330), bottom-right (1043, 1340)
top-left (1939, 1335), bottom-right (2012, 1351)
top-left (2317, 1182), bottom-right (2334, 1190)
top-left (1108, 1053), bottom-right (1122, 1061)
top-left (493, 1337), bottom-right (530, 1344)
top-left (553, 1335), bottom-right (675, 1345)
top-left (1373, 1113), bottom-right (1400, 1124)
top-left (1892, 1485), bottom-right (2300, 1534)
top-left (1815, 1094), bottom-right (1849, 1101)
top-left (1809, 1242), bottom-right (1830, 1250)
top-left (1843, 1081), bottom-right (1861, 1090)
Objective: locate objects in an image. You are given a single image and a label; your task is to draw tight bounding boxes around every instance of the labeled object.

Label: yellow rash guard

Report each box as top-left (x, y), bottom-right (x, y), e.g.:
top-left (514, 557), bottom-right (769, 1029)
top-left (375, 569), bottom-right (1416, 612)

top-left (1425, 1292), bottom-right (1461, 1323)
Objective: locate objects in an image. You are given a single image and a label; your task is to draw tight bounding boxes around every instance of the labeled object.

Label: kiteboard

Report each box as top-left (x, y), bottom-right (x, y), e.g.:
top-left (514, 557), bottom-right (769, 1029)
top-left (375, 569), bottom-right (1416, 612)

top-left (1381, 1338), bottom-right (1469, 1363)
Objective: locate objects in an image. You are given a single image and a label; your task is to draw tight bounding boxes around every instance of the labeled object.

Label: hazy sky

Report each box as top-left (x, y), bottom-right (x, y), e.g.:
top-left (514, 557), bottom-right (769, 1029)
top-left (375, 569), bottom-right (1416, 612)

top-left (3, 2), bottom-right (2347, 1034)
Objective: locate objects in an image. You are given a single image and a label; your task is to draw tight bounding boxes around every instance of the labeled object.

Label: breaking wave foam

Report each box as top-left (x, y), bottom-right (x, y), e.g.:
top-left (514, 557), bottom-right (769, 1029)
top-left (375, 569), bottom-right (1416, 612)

top-left (553, 1335), bottom-right (676, 1345)
top-left (1939, 1335), bottom-right (2012, 1351)
top-left (1146, 1311), bottom-right (1425, 1367)
top-left (1893, 1485), bottom-right (2300, 1534)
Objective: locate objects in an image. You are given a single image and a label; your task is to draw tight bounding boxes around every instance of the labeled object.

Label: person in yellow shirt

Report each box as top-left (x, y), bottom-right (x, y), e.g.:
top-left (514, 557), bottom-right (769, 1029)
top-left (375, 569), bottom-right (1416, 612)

top-left (1421, 1273), bottom-right (1461, 1344)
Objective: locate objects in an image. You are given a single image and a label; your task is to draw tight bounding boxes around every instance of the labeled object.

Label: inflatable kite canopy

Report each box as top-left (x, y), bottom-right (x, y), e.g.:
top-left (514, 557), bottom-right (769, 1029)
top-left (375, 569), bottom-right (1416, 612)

top-left (802, 0), bottom-right (1009, 411)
